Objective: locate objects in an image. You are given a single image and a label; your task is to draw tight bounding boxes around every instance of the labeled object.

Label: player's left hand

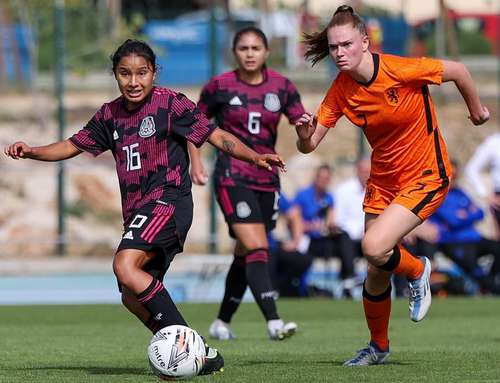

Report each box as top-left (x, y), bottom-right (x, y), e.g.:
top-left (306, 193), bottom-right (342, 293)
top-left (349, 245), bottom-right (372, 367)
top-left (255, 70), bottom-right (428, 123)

top-left (190, 162), bottom-right (209, 185)
top-left (469, 105), bottom-right (489, 126)
top-left (253, 154), bottom-right (286, 171)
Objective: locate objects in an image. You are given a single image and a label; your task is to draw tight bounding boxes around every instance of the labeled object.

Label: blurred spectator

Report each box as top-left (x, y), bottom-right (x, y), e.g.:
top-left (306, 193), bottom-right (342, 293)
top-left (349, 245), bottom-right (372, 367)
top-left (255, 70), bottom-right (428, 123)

top-left (465, 132), bottom-right (500, 239)
top-left (333, 157), bottom-right (371, 292)
top-left (334, 156), bottom-right (370, 247)
top-left (268, 193), bottom-right (312, 297)
top-left (366, 18), bottom-right (383, 53)
top-left (429, 161), bottom-right (500, 294)
top-left (294, 164), bottom-right (356, 287)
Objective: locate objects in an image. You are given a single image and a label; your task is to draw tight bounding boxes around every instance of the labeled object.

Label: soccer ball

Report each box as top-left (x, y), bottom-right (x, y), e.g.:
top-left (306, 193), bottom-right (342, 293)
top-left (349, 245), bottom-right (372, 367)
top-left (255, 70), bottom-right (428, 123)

top-left (148, 325), bottom-right (206, 380)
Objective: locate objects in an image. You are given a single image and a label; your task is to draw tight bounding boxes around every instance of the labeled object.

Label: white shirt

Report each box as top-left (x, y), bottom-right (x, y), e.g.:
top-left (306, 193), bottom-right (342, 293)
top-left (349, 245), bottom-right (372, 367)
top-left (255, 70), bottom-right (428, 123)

top-left (334, 177), bottom-right (366, 241)
top-left (465, 133), bottom-right (500, 198)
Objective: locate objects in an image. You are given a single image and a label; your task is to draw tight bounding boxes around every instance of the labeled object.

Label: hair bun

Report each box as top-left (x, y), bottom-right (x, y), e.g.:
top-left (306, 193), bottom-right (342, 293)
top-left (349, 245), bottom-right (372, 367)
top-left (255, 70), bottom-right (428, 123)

top-left (334, 5), bottom-right (354, 15)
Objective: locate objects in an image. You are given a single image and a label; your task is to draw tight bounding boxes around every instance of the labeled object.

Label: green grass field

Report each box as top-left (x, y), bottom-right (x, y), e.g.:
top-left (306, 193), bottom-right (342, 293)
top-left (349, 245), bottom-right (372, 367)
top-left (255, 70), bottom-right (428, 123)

top-left (0, 298), bottom-right (499, 382)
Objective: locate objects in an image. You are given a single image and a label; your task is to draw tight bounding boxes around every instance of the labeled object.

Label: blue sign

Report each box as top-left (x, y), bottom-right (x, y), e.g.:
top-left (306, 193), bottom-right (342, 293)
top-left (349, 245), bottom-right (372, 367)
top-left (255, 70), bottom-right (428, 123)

top-left (144, 19), bottom-right (227, 85)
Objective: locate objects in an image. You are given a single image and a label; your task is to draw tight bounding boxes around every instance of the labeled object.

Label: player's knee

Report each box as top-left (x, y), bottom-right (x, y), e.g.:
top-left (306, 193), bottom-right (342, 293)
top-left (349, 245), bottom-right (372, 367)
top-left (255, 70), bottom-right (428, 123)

top-left (245, 247), bottom-right (269, 263)
top-left (242, 239), bottom-right (268, 252)
top-left (361, 234), bottom-right (390, 265)
top-left (113, 257), bottom-right (134, 288)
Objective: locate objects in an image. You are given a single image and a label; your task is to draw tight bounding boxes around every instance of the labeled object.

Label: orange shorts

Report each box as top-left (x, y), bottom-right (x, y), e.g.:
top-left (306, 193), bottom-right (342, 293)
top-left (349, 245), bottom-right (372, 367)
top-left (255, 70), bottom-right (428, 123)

top-left (363, 178), bottom-right (450, 221)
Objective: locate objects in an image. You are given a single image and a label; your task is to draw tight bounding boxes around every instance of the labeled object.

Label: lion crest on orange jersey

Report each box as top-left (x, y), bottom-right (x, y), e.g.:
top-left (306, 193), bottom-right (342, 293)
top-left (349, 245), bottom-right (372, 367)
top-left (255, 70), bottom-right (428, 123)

top-left (384, 88), bottom-right (399, 106)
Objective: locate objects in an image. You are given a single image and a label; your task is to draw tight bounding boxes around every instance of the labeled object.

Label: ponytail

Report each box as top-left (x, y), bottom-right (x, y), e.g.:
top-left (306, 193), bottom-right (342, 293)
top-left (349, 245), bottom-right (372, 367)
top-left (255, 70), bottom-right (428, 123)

top-left (303, 5), bottom-right (367, 66)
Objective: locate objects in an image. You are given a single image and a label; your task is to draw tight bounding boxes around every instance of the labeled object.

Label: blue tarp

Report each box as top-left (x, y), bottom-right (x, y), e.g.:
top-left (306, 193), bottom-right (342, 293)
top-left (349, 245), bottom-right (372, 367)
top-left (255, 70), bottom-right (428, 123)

top-left (144, 19), bottom-right (227, 86)
top-left (379, 16), bottom-right (409, 55)
top-left (0, 24), bottom-right (32, 85)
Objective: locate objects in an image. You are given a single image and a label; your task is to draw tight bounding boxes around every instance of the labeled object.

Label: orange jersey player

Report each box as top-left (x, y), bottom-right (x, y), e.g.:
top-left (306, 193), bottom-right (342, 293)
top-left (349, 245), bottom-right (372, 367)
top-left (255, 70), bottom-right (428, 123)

top-left (296, 5), bottom-right (489, 366)
top-left (318, 53), bottom-right (452, 220)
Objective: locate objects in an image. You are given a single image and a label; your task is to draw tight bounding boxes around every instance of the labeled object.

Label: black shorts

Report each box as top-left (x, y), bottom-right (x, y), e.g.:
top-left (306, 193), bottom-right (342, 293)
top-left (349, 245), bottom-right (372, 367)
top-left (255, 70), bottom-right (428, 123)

top-left (215, 185), bottom-right (279, 238)
top-left (116, 193), bottom-right (193, 285)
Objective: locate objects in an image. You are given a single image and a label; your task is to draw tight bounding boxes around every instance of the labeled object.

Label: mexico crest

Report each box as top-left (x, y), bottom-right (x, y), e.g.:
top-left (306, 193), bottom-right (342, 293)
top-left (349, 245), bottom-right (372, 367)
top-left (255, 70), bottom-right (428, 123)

top-left (264, 93), bottom-right (281, 112)
top-left (139, 116), bottom-right (156, 138)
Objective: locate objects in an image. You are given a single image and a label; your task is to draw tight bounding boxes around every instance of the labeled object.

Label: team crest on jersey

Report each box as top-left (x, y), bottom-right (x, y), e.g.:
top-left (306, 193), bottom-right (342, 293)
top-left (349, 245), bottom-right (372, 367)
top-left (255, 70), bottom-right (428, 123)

top-left (264, 93), bottom-right (281, 112)
top-left (364, 184), bottom-right (375, 203)
top-left (384, 88), bottom-right (399, 106)
top-left (139, 116), bottom-right (156, 138)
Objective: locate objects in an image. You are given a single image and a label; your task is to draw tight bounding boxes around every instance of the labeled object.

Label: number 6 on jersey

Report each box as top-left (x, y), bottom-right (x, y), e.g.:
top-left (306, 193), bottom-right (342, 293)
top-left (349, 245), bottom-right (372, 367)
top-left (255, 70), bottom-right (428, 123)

top-left (248, 112), bottom-right (261, 134)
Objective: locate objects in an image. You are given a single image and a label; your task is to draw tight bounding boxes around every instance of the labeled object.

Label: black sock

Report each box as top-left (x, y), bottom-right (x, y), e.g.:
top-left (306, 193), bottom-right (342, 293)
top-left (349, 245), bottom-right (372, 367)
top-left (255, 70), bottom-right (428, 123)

top-left (245, 248), bottom-right (279, 321)
top-left (218, 256), bottom-right (247, 323)
top-left (145, 315), bottom-right (164, 334)
top-left (137, 278), bottom-right (188, 328)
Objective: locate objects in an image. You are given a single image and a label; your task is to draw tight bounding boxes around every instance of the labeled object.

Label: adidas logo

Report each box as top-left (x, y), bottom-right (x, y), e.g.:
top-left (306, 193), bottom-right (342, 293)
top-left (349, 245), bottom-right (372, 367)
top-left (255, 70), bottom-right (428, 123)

top-left (229, 96), bottom-right (242, 106)
top-left (154, 312), bottom-right (163, 321)
top-left (113, 130), bottom-right (119, 140)
top-left (123, 230), bottom-right (134, 240)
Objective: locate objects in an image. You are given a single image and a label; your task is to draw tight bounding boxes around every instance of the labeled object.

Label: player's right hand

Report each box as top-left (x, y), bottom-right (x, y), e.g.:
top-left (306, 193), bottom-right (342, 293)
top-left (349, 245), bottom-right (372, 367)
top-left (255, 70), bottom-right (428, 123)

top-left (4, 141), bottom-right (33, 160)
top-left (295, 112), bottom-right (316, 140)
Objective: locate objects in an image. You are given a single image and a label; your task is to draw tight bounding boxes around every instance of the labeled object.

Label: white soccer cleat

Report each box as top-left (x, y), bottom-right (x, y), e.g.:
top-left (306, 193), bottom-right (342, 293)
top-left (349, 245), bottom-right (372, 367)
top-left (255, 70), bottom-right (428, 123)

top-left (267, 319), bottom-right (298, 340)
top-left (208, 319), bottom-right (236, 340)
top-left (343, 343), bottom-right (390, 366)
top-left (408, 256), bottom-right (432, 322)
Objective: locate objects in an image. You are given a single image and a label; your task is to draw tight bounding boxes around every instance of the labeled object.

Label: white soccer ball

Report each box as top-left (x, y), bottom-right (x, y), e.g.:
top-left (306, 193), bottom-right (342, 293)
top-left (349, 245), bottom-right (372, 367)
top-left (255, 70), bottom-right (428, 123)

top-left (148, 325), bottom-right (206, 380)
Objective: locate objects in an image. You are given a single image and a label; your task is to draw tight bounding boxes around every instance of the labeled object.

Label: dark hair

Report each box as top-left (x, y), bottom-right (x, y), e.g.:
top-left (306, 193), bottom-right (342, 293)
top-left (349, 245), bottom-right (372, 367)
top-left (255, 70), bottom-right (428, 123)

top-left (317, 163), bottom-right (332, 174)
top-left (110, 39), bottom-right (157, 74)
top-left (232, 26), bottom-right (269, 51)
top-left (303, 5), bottom-right (367, 66)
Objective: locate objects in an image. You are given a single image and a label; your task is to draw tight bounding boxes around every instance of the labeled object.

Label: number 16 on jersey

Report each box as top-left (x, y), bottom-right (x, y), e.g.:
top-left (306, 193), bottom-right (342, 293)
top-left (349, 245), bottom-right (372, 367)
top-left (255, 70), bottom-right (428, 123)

top-left (122, 143), bottom-right (142, 171)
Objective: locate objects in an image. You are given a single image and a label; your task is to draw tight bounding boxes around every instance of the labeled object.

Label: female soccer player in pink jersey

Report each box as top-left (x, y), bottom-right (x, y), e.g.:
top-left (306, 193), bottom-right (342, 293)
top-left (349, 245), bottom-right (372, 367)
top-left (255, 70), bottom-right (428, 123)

top-left (4, 39), bottom-right (286, 375)
top-left (189, 27), bottom-right (305, 341)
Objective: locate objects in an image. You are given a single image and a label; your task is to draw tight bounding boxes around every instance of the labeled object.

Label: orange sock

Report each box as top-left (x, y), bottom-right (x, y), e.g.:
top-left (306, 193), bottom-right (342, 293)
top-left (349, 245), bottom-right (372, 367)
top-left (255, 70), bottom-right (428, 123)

top-left (393, 245), bottom-right (424, 280)
top-left (363, 284), bottom-right (391, 351)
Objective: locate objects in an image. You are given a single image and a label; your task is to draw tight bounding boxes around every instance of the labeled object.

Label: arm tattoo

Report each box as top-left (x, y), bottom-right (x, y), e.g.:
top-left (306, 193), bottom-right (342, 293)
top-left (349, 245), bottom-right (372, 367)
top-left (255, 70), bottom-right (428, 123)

top-left (222, 139), bottom-right (235, 154)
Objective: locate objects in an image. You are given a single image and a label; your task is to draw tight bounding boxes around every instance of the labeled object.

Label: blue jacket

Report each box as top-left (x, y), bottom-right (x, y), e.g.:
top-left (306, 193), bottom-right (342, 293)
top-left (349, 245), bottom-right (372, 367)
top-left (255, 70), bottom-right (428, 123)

top-left (294, 185), bottom-right (334, 239)
top-left (429, 187), bottom-right (484, 244)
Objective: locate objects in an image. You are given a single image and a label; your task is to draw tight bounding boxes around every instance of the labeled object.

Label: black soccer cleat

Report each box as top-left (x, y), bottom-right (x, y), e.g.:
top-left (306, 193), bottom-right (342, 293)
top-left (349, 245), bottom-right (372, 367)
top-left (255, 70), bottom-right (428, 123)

top-left (198, 346), bottom-right (224, 376)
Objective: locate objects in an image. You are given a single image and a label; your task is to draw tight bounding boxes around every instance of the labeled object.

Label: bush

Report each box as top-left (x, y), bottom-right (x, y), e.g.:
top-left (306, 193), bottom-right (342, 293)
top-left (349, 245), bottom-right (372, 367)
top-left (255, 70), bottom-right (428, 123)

top-left (424, 28), bottom-right (492, 56)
